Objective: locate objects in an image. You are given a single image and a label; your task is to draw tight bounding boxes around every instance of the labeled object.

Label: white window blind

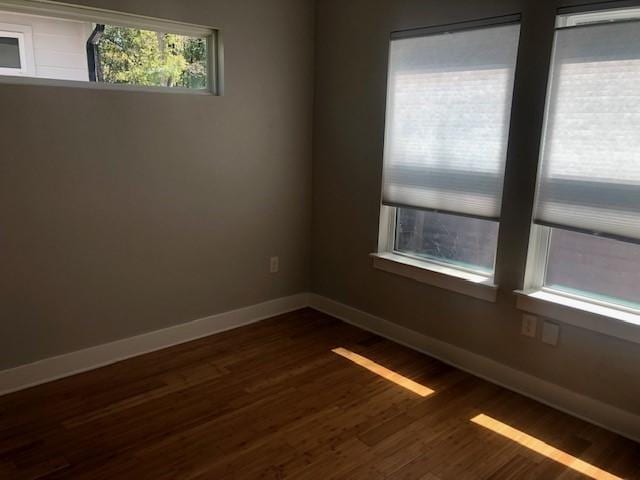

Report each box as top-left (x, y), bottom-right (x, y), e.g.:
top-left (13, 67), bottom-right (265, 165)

top-left (381, 22), bottom-right (521, 220)
top-left (535, 15), bottom-right (640, 241)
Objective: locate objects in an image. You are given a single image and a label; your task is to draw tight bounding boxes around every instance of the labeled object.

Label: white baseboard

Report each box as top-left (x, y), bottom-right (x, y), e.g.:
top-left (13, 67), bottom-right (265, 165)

top-left (308, 294), bottom-right (640, 444)
top-left (0, 293), bottom-right (310, 397)
top-left (3, 290), bottom-right (638, 445)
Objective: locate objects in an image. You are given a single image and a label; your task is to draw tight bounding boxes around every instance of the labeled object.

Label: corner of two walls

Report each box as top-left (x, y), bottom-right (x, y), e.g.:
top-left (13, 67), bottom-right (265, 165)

top-left (0, 0), bottom-right (315, 371)
top-left (1, 0), bottom-right (639, 424)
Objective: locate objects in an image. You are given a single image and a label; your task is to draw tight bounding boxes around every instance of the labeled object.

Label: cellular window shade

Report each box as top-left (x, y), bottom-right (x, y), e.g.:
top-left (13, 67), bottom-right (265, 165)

top-left (381, 23), bottom-right (520, 220)
top-left (535, 20), bottom-right (640, 240)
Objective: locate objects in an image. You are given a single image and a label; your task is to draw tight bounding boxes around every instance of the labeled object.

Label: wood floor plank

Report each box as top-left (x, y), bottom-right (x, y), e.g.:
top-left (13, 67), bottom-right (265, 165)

top-left (0, 308), bottom-right (637, 479)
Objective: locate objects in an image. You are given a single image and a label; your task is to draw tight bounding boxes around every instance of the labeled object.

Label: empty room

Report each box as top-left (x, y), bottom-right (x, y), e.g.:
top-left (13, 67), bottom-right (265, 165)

top-left (1, 0), bottom-right (640, 478)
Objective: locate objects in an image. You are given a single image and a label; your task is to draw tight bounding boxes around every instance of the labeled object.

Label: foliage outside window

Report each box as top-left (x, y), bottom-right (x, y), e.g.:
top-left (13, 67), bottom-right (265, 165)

top-left (95, 25), bottom-right (208, 89)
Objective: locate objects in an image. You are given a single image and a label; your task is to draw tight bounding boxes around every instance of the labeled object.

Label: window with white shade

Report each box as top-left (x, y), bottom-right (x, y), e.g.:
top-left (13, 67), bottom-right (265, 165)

top-left (378, 17), bottom-right (521, 281)
top-left (525, 6), bottom-right (640, 312)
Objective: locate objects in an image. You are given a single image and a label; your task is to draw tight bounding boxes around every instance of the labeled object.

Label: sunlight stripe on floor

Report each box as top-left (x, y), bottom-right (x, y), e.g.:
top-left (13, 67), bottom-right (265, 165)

top-left (471, 414), bottom-right (622, 480)
top-left (332, 347), bottom-right (434, 397)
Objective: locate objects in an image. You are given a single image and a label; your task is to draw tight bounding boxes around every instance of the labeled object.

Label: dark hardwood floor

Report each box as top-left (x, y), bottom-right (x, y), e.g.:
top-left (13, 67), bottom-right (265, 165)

top-left (0, 308), bottom-right (638, 479)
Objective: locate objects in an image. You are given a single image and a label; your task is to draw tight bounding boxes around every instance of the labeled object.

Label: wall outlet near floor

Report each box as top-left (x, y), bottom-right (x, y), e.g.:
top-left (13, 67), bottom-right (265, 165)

top-left (521, 314), bottom-right (538, 338)
top-left (542, 321), bottom-right (560, 346)
top-left (270, 256), bottom-right (279, 273)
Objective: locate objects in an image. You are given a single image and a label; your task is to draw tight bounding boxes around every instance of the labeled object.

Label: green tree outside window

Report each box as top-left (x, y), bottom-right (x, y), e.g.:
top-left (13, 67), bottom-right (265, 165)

top-left (97, 25), bottom-right (207, 88)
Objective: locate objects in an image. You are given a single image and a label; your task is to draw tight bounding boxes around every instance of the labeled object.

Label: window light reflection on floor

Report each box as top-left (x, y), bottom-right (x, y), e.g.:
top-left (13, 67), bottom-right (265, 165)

top-left (471, 414), bottom-right (622, 480)
top-left (332, 347), bottom-right (434, 397)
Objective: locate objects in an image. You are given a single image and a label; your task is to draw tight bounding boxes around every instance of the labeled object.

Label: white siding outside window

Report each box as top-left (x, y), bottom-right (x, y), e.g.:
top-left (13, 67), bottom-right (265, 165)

top-left (0, 11), bottom-right (89, 81)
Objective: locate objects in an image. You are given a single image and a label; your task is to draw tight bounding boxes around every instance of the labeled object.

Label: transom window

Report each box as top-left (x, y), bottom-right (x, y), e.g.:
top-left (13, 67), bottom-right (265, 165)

top-left (0, 1), bottom-right (218, 93)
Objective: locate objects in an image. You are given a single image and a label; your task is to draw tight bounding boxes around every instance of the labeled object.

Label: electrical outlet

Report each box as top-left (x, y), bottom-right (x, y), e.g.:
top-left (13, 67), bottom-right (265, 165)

top-left (542, 322), bottom-right (560, 346)
top-left (270, 256), bottom-right (279, 273)
top-left (521, 314), bottom-right (538, 338)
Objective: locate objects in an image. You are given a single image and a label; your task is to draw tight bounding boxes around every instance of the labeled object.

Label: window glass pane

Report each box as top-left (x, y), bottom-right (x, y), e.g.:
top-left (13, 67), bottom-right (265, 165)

top-left (545, 229), bottom-right (640, 309)
top-left (394, 208), bottom-right (498, 273)
top-left (0, 36), bottom-right (20, 68)
top-left (95, 25), bottom-right (208, 89)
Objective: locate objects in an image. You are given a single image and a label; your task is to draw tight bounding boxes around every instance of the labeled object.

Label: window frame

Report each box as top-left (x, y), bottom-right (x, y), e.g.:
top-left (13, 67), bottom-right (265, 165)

top-left (381, 206), bottom-right (499, 278)
top-left (0, 23), bottom-right (34, 76)
top-left (557, 5), bottom-right (640, 27)
top-left (519, 4), bottom-right (640, 336)
top-left (375, 205), bottom-right (498, 302)
top-left (524, 224), bottom-right (640, 316)
top-left (374, 15), bottom-right (520, 301)
top-left (0, 0), bottom-right (222, 95)
top-left (0, 30), bottom-right (26, 75)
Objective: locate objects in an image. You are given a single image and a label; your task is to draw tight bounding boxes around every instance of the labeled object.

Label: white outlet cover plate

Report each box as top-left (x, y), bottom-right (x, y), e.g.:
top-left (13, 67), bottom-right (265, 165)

top-left (542, 321), bottom-right (560, 346)
top-left (521, 314), bottom-right (537, 338)
top-left (270, 257), bottom-right (279, 273)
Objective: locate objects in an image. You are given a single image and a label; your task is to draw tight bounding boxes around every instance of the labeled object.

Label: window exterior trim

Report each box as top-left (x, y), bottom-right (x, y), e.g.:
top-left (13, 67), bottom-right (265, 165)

top-left (0, 23), bottom-right (34, 76)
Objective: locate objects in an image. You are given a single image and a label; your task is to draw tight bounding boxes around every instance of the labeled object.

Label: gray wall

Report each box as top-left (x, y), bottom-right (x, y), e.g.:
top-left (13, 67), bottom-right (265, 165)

top-left (2, 0), bottom-right (638, 418)
top-left (0, 0), bottom-right (314, 369)
top-left (312, 0), bottom-right (640, 414)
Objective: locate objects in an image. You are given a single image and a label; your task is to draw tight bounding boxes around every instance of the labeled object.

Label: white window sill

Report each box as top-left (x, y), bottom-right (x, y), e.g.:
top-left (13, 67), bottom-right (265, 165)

top-left (515, 289), bottom-right (640, 345)
top-left (0, 75), bottom-right (216, 96)
top-left (371, 252), bottom-right (498, 303)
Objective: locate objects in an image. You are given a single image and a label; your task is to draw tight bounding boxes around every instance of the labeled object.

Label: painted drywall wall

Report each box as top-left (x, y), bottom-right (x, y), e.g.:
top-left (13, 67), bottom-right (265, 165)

top-left (311, 0), bottom-right (640, 414)
top-left (0, 0), bottom-right (314, 369)
top-left (0, 10), bottom-right (90, 80)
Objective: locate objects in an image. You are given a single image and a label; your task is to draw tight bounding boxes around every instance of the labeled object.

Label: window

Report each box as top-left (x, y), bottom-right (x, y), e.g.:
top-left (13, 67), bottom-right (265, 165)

top-left (377, 17), bottom-right (521, 286)
top-left (0, 33), bottom-right (22, 70)
top-left (525, 6), bottom-right (640, 313)
top-left (0, 23), bottom-right (33, 76)
top-left (0, 1), bottom-right (218, 93)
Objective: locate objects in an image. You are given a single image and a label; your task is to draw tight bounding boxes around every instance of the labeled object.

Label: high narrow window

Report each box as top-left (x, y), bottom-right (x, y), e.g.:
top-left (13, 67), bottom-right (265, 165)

top-left (0, 1), bottom-right (218, 93)
top-left (378, 17), bottom-right (521, 282)
top-left (525, 6), bottom-right (640, 312)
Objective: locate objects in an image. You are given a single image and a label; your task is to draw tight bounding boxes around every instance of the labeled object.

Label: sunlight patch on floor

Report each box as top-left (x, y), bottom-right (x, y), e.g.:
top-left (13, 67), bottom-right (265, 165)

top-left (471, 414), bottom-right (622, 480)
top-left (332, 347), bottom-right (434, 397)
